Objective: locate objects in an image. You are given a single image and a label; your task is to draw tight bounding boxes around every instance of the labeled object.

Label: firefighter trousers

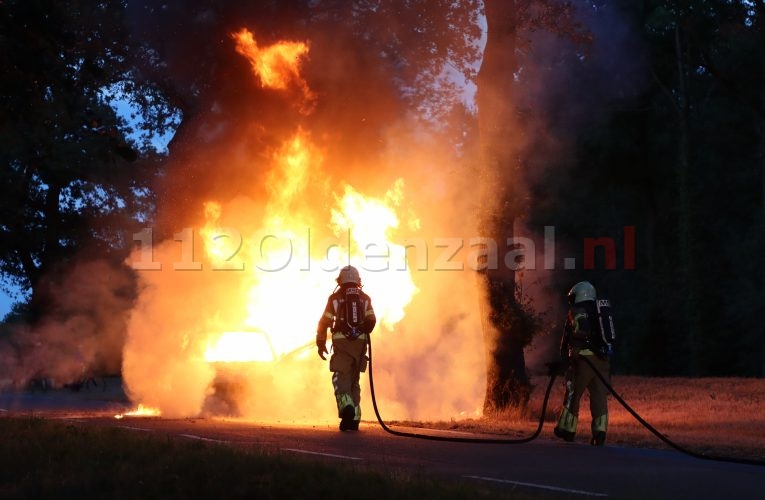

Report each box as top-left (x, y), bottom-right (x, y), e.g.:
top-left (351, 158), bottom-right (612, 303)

top-left (329, 337), bottom-right (367, 421)
top-left (557, 352), bottom-right (610, 436)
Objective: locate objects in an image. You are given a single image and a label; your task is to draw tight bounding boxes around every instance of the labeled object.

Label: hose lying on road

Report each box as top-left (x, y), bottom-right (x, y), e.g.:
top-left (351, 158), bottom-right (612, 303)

top-left (366, 336), bottom-right (559, 444)
top-left (367, 336), bottom-right (765, 466)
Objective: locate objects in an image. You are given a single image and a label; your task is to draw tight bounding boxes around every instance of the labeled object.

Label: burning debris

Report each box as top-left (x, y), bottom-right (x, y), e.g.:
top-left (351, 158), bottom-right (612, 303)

top-left (115, 404), bottom-right (162, 420)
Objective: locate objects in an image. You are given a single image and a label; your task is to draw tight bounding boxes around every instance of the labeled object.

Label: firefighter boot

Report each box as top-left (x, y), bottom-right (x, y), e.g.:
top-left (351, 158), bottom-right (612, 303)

top-left (337, 394), bottom-right (355, 431)
top-left (590, 414), bottom-right (607, 446)
top-left (554, 427), bottom-right (576, 442)
top-left (590, 432), bottom-right (606, 446)
top-left (347, 405), bottom-right (361, 431)
top-left (554, 408), bottom-right (577, 442)
top-left (339, 405), bottom-right (355, 431)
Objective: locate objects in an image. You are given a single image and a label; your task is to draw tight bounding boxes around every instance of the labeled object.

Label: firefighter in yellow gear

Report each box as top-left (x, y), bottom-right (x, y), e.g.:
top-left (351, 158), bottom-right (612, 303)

top-left (554, 281), bottom-right (611, 446)
top-left (316, 265), bottom-right (376, 431)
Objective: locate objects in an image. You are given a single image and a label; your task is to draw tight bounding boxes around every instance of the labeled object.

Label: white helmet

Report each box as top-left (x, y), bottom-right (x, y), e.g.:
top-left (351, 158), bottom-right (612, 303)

top-left (337, 265), bottom-right (361, 285)
top-left (568, 281), bottom-right (596, 304)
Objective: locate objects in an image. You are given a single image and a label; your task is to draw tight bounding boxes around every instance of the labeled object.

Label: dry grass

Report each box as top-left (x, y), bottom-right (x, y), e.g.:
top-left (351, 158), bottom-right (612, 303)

top-left (598, 376), bottom-right (765, 460)
top-left (400, 376), bottom-right (765, 462)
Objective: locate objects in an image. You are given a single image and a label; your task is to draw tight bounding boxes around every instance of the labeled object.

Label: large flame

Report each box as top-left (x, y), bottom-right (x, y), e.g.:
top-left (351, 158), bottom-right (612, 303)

top-left (122, 27), bottom-right (485, 422)
top-left (204, 330), bottom-right (276, 363)
top-left (202, 129), bottom-right (419, 361)
top-left (232, 28), bottom-right (316, 113)
top-left (331, 181), bottom-right (419, 329)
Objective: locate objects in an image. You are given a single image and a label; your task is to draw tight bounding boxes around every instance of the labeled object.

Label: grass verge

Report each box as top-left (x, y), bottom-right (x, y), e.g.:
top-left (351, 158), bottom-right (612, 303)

top-left (0, 417), bottom-right (537, 500)
top-left (393, 375), bottom-right (765, 462)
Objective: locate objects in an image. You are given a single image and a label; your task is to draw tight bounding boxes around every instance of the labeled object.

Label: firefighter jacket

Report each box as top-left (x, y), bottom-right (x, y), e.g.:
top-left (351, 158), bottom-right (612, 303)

top-left (560, 300), bottom-right (600, 358)
top-left (317, 285), bottom-right (376, 342)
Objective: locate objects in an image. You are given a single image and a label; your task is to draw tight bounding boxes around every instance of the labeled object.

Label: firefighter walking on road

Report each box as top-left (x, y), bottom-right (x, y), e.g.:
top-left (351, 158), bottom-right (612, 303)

top-left (316, 265), bottom-right (377, 431)
top-left (554, 281), bottom-right (615, 446)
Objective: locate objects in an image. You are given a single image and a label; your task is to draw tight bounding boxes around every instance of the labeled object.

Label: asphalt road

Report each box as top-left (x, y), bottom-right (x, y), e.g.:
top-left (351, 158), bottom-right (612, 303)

top-left (1, 388), bottom-right (763, 499)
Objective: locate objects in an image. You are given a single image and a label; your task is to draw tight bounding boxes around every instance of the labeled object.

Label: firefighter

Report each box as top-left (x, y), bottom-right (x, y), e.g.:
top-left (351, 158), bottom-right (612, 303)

top-left (554, 281), bottom-right (612, 446)
top-left (316, 265), bottom-right (377, 431)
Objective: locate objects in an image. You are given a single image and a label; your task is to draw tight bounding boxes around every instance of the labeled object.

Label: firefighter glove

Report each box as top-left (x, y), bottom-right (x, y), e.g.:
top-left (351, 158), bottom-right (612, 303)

top-left (316, 338), bottom-right (328, 360)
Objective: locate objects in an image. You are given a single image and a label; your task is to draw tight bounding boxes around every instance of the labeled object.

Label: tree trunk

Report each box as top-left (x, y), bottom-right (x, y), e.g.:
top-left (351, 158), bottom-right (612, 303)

top-left (758, 1), bottom-right (765, 377)
top-left (476, 1), bottom-right (530, 413)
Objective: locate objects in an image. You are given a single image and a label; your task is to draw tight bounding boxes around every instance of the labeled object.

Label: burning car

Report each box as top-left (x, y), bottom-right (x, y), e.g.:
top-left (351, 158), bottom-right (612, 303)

top-left (202, 328), bottom-right (315, 416)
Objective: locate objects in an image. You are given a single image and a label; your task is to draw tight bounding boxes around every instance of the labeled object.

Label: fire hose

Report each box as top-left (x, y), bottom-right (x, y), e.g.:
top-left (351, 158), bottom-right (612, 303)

top-left (366, 335), bottom-right (559, 444)
top-left (579, 355), bottom-right (765, 467)
top-left (366, 336), bottom-right (765, 465)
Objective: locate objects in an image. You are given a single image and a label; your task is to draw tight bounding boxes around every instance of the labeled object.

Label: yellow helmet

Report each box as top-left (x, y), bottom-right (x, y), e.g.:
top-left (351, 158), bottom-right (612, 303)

top-left (337, 265), bottom-right (361, 285)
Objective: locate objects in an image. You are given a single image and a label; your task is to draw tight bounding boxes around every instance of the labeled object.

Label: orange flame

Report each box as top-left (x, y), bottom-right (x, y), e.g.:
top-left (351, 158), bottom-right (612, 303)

top-left (118, 29), bottom-right (469, 421)
top-left (332, 181), bottom-right (420, 329)
top-left (201, 130), bottom-right (418, 361)
top-left (114, 404), bottom-right (162, 419)
top-left (204, 330), bottom-right (277, 363)
top-left (232, 28), bottom-right (316, 113)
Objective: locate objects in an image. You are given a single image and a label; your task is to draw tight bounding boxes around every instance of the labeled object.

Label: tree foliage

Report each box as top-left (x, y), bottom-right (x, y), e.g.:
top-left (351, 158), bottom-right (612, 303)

top-left (1, 0), bottom-right (763, 385)
top-left (0, 0), bottom-right (173, 320)
top-left (526, 0), bottom-right (765, 376)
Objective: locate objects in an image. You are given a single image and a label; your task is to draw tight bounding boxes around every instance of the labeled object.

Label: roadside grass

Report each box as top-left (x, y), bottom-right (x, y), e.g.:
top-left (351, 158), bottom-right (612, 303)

top-left (396, 375), bottom-right (765, 462)
top-left (2, 375), bottom-right (763, 497)
top-left (0, 417), bottom-right (539, 500)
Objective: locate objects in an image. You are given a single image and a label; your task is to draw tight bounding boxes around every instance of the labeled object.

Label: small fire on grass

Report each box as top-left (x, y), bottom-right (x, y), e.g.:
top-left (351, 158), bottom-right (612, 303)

top-left (114, 404), bottom-right (162, 419)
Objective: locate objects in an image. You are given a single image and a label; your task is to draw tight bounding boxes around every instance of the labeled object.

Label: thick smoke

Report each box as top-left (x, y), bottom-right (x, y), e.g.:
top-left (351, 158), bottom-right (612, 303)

top-left (120, 1), bottom-right (641, 422)
top-left (0, 259), bottom-right (134, 389)
top-left (117, 5), bottom-right (488, 421)
top-left (0, 3), bottom-right (640, 422)
top-left (122, 113), bottom-right (488, 421)
top-left (474, 1), bottom-right (646, 374)
top-left (123, 1), bottom-right (640, 422)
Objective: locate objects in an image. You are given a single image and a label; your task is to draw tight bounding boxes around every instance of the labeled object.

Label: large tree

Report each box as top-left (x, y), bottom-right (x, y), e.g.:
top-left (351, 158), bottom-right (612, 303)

top-left (0, 0), bottom-right (173, 321)
top-left (476, 0), bottom-right (590, 412)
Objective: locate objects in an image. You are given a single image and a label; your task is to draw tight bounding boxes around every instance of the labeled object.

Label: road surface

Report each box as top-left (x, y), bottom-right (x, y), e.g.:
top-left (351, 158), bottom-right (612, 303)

top-left (1, 387), bottom-right (762, 499)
